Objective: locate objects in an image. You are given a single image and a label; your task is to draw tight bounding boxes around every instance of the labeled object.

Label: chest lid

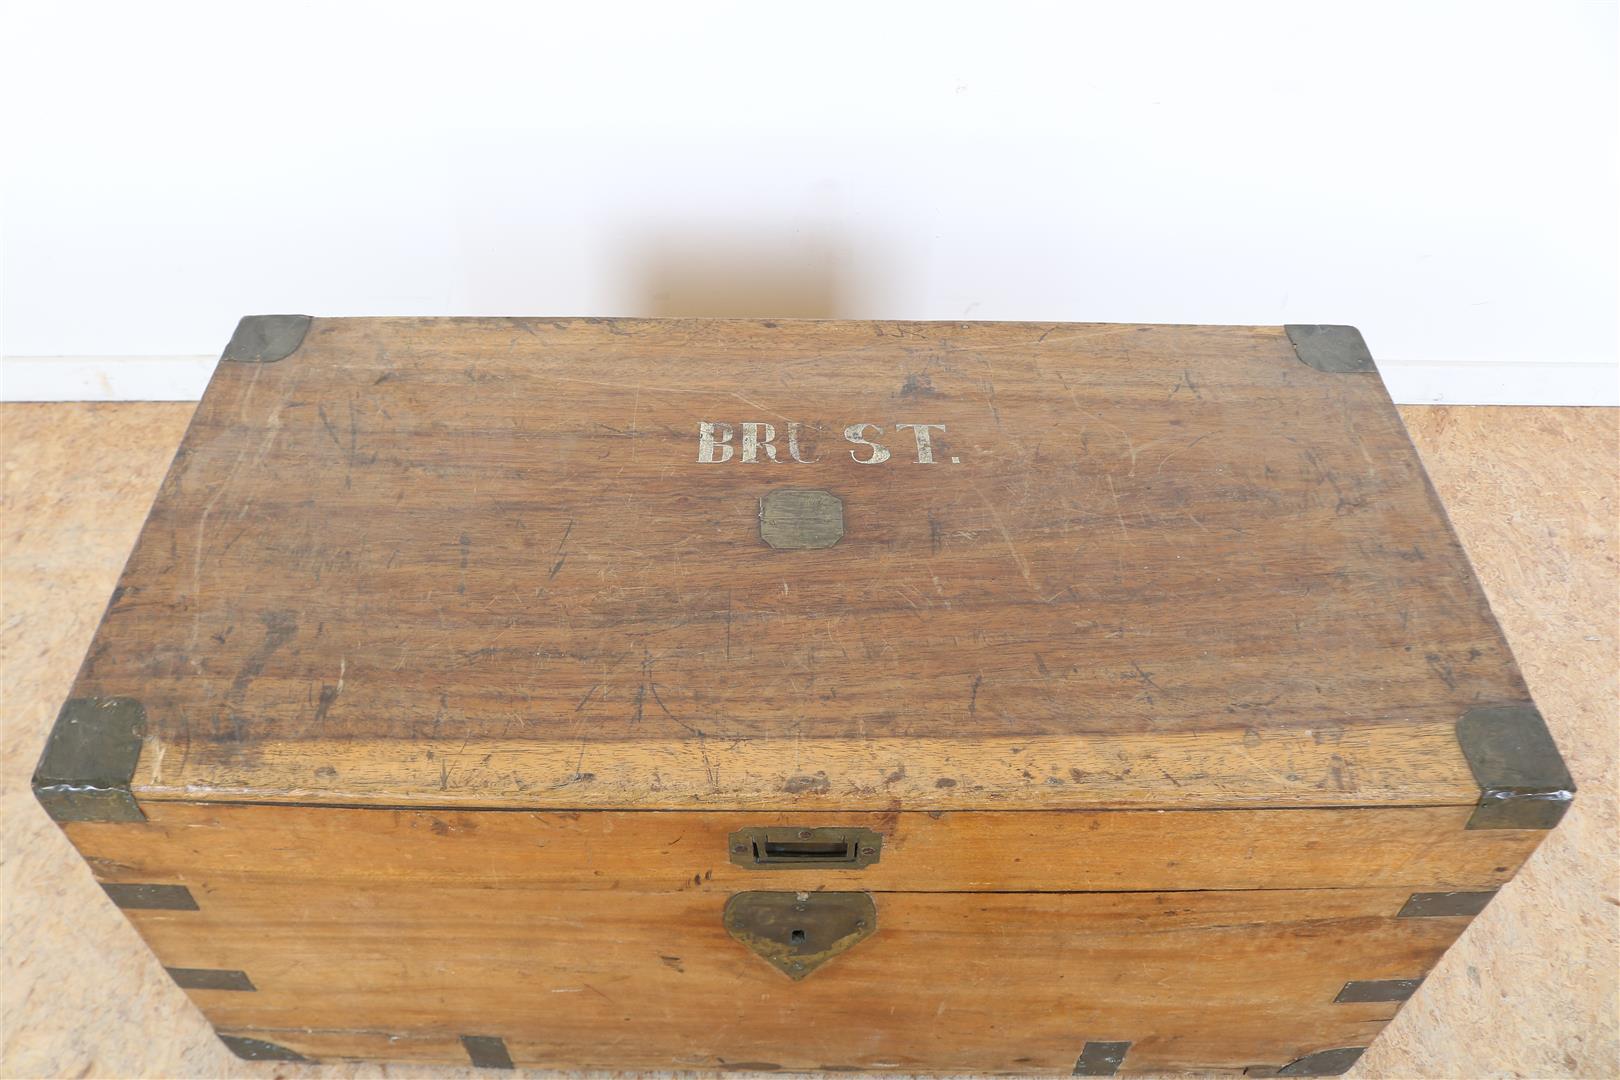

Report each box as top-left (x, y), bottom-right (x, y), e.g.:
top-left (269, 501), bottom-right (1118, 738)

top-left (44, 317), bottom-right (1563, 819)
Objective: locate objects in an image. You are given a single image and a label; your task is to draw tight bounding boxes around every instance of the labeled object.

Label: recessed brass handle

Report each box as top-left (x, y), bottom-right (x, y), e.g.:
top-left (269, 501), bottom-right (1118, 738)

top-left (727, 827), bottom-right (882, 869)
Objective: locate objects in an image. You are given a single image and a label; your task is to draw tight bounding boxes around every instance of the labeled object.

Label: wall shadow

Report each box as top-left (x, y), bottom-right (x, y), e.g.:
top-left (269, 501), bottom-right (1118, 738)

top-left (614, 223), bottom-right (866, 319)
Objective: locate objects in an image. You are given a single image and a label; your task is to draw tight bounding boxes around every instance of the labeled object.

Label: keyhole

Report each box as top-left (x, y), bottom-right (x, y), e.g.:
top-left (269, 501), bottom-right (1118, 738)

top-left (790, 929), bottom-right (806, 944)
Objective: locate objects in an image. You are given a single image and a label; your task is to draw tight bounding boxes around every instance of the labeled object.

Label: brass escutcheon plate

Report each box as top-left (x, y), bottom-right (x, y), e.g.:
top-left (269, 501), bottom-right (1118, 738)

top-left (722, 891), bottom-right (876, 979)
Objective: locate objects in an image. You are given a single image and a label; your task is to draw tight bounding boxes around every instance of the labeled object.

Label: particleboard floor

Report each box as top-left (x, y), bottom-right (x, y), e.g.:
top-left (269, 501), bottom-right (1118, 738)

top-left (1, 402), bottom-right (1615, 1080)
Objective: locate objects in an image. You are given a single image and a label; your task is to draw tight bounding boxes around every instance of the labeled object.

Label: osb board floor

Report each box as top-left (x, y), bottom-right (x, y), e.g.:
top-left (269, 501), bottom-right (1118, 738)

top-left (1, 402), bottom-right (1615, 1080)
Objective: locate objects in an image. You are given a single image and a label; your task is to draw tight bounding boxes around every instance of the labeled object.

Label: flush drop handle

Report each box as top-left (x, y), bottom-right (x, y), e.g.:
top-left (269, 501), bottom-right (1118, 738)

top-left (727, 827), bottom-right (883, 869)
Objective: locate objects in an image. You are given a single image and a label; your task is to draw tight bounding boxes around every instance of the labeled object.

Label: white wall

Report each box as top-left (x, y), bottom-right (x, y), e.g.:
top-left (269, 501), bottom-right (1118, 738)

top-left (2, 0), bottom-right (1615, 403)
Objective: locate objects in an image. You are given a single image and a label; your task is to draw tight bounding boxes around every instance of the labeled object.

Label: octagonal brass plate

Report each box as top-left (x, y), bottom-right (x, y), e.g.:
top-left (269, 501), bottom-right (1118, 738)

top-left (759, 489), bottom-right (844, 550)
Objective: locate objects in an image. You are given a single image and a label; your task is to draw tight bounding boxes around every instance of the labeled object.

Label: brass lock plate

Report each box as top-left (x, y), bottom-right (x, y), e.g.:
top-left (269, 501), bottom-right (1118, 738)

top-left (722, 891), bottom-right (877, 979)
top-left (727, 826), bottom-right (882, 870)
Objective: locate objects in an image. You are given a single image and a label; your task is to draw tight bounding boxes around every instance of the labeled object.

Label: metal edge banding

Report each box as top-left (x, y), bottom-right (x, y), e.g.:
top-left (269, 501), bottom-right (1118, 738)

top-left (102, 882), bottom-right (199, 911)
top-left (166, 967), bottom-right (256, 992)
top-left (1073, 1040), bottom-right (1131, 1076)
top-left (220, 314), bottom-right (312, 363)
top-left (219, 1034), bottom-right (307, 1062)
top-left (1457, 703), bottom-right (1576, 829)
top-left (31, 697), bottom-right (146, 823)
top-left (1397, 890), bottom-right (1498, 918)
top-left (1334, 977), bottom-right (1424, 1003)
top-left (1274, 1047), bottom-right (1368, 1076)
top-left (461, 1034), bottom-right (515, 1070)
top-left (1283, 325), bottom-right (1376, 373)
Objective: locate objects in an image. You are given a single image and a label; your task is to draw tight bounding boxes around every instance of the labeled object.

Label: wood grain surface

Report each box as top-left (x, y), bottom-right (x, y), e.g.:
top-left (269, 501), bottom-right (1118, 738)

top-left (64, 318), bottom-right (1529, 811)
top-left (110, 880), bottom-right (1461, 1074)
top-left (58, 794), bottom-right (1537, 1071)
top-left (69, 800), bottom-right (1541, 895)
top-left (4, 402), bottom-right (1612, 1078)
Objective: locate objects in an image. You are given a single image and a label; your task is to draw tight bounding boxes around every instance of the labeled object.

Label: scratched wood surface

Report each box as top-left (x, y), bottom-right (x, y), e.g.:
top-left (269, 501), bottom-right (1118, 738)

top-left (70, 801), bottom-right (1540, 895)
top-left (187, 876), bottom-right (1438, 1074)
top-left (69, 802), bottom-right (1462, 1075)
top-left (9, 401), bottom-right (1611, 1079)
top-left (56, 796), bottom-right (1532, 1072)
top-left (67, 318), bottom-right (1525, 811)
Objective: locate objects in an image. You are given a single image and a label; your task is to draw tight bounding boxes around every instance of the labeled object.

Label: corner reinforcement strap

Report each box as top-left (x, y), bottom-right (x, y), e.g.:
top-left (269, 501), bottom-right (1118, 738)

top-left (1275, 1047), bottom-right (1367, 1076)
top-left (1334, 977), bottom-right (1423, 1003)
top-left (462, 1035), bottom-right (515, 1070)
top-left (32, 697), bottom-right (146, 823)
top-left (1457, 703), bottom-right (1575, 829)
top-left (1283, 325), bottom-right (1375, 373)
top-left (166, 967), bottom-right (256, 991)
top-left (1397, 890), bottom-right (1497, 918)
top-left (1073, 1041), bottom-right (1131, 1076)
top-left (219, 1034), bottom-right (307, 1062)
top-left (221, 314), bottom-right (312, 363)
top-left (102, 883), bottom-right (198, 911)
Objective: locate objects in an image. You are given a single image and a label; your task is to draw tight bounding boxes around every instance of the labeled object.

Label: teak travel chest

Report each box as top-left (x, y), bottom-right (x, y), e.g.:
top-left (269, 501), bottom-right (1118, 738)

top-left (37, 317), bottom-right (1572, 1076)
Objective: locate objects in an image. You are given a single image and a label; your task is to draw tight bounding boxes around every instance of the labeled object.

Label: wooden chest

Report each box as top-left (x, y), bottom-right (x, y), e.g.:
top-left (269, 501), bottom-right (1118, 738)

top-left (36, 317), bottom-right (1573, 1076)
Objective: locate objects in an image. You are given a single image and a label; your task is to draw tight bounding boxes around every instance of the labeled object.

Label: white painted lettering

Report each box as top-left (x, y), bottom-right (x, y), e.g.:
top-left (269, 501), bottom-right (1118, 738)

top-left (698, 419), bottom-right (955, 467)
top-left (844, 423), bottom-right (891, 465)
top-left (741, 422), bottom-right (778, 463)
top-left (787, 421), bottom-right (819, 464)
top-left (697, 421), bottom-right (734, 463)
top-left (895, 423), bottom-right (946, 464)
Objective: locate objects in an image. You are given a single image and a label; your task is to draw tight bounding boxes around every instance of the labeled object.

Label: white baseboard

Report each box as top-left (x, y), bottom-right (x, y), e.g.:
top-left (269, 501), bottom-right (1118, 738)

top-left (2, 355), bottom-right (1616, 407)
top-left (1377, 361), bottom-right (1617, 407)
top-left (2, 356), bottom-right (218, 402)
